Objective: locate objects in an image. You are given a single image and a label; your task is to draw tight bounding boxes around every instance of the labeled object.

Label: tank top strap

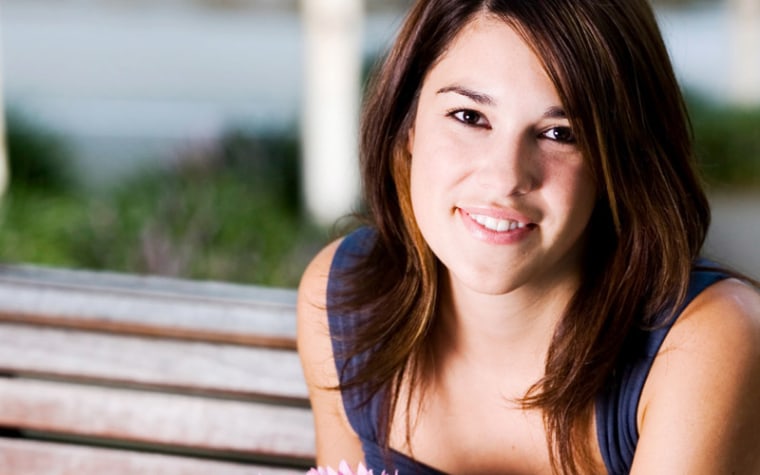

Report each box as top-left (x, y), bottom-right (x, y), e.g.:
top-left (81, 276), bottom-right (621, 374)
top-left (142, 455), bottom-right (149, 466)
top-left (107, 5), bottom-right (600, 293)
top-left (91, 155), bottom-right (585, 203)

top-left (326, 227), bottom-right (384, 442)
top-left (595, 262), bottom-right (729, 474)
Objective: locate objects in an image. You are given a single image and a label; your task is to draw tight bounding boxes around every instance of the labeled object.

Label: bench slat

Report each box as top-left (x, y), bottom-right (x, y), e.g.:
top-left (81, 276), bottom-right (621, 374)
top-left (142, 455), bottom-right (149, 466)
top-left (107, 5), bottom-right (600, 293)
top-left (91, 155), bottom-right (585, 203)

top-left (0, 274), bottom-right (297, 348)
top-left (0, 264), bottom-right (315, 471)
top-left (0, 265), bottom-right (298, 305)
top-left (0, 378), bottom-right (315, 464)
top-left (0, 439), bottom-right (304, 475)
top-left (0, 323), bottom-right (308, 402)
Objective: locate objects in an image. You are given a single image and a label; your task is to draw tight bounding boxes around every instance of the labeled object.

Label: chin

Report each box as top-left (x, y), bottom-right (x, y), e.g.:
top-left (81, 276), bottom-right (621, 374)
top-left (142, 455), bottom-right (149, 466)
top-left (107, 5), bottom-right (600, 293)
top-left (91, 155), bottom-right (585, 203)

top-left (446, 264), bottom-right (532, 296)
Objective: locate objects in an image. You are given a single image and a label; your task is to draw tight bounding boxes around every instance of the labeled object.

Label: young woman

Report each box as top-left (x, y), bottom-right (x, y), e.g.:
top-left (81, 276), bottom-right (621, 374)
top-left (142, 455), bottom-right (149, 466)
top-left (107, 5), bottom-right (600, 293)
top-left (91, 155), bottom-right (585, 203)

top-left (297, 1), bottom-right (760, 473)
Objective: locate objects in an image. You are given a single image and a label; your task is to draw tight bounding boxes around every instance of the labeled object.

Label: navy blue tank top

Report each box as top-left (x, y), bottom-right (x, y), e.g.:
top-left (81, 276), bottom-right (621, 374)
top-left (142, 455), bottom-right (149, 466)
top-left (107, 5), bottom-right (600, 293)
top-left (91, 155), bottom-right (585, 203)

top-left (327, 227), bottom-right (728, 475)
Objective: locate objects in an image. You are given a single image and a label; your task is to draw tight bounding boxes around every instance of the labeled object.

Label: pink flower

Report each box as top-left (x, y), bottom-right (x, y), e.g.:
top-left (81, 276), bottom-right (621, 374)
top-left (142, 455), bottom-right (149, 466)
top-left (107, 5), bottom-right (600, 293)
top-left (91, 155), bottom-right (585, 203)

top-left (307, 460), bottom-right (396, 475)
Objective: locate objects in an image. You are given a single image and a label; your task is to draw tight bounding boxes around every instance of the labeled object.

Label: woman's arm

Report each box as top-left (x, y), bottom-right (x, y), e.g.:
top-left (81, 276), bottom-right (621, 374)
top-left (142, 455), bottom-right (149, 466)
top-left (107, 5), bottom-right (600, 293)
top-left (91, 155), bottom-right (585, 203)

top-left (632, 278), bottom-right (760, 474)
top-left (297, 239), bottom-right (364, 467)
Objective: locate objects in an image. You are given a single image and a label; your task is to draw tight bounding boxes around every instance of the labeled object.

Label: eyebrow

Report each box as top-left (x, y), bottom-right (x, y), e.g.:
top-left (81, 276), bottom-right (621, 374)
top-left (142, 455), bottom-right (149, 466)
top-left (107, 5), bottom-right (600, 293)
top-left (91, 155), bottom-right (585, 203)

top-left (436, 85), bottom-right (496, 106)
top-left (542, 106), bottom-right (568, 119)
top-left (437, 85), bottom-right (569, 119)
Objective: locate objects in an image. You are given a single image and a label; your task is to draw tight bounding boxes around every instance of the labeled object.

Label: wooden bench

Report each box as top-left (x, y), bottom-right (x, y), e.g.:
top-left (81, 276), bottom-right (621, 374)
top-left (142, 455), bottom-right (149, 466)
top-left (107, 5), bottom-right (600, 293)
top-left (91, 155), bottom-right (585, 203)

top-left (0, 264), bottom-right (315, 474)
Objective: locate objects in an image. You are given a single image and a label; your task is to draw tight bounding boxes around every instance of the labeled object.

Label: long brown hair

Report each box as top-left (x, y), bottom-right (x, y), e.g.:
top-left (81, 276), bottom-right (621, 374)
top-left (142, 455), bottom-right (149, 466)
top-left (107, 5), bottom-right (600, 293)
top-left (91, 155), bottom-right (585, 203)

top-left (333, 0), bottom-right (710, 473)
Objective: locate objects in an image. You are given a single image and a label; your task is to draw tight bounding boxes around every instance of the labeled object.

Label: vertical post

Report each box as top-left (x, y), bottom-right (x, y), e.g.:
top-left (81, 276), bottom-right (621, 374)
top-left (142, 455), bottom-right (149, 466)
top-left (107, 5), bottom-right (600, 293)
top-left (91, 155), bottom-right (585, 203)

top-left (728, 0), bottom-right (760, 105)
top-left (302, 0), bottom-right (363, 226)
top-left (0, 3), bottom-right (10, 196)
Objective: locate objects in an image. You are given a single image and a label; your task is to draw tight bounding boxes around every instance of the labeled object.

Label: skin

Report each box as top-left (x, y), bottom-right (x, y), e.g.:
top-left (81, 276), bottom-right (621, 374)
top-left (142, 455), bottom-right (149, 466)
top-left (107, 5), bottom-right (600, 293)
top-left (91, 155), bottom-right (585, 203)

top-left (632, 280), bottom-right (760, 474)
top-left (298, 12), bottom-right (760, 474)
top-left (297, 238), bottom-right (364, 468)
top-left (407, 16), bottom-right (596, 304)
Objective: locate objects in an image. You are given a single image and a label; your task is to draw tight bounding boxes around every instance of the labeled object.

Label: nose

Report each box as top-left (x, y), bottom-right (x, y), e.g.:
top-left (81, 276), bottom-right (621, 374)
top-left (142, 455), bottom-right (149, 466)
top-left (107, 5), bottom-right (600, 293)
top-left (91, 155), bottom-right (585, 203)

top-left (474, 132), bottom-right (539, 197)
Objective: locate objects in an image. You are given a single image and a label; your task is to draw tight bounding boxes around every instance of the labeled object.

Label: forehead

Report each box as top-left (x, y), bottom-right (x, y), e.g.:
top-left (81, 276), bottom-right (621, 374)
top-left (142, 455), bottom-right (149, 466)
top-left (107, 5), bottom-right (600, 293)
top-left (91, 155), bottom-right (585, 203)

top-left (439, 14), bottom-right (541, 71)
top-left (421, 14), bottom-right (558, 104)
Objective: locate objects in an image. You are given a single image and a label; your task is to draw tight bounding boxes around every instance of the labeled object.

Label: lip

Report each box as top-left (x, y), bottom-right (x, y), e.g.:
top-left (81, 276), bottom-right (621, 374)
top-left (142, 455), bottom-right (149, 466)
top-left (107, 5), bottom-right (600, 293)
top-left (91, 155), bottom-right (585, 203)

top-left (457, 207), bottom-right (537, 245)
top-left (459, 206), bottom-right (535, 223)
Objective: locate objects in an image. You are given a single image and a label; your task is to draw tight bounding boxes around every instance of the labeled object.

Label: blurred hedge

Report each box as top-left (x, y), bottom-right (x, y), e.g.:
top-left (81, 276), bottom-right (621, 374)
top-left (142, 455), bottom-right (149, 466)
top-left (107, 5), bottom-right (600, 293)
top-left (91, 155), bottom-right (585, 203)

top-left (688, 96), bottom-right (760, 189)
top-left (1, 111), bottom-right (327, 287)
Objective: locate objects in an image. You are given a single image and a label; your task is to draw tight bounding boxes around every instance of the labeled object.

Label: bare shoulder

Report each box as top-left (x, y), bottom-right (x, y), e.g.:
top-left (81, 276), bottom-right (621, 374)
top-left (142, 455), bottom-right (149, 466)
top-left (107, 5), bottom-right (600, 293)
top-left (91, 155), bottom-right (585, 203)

top-left (296, 237), bottom-right (364, 465)
top-left (667, 277), bottom-right (760, 354)
top-left (296, 236), bottom-right (344, 383)
top-left (644, 278), bottom-right (760, 390)
top-left (298, 238), bottom-right (343, 311)
top-left (633, 278), bottom-right (760, 473)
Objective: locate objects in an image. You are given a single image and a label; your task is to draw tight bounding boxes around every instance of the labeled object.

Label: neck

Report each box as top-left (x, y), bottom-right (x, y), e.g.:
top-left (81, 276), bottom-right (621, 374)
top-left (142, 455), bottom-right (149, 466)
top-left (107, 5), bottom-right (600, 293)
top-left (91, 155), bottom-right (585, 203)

top-left (433, 269), bottom-right (580, 380)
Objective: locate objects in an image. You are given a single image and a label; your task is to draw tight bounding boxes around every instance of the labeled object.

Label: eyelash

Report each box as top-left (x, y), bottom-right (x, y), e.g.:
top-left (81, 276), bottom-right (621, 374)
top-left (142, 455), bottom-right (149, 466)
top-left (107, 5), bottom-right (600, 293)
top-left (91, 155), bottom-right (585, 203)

top-left (447, 108), bottom-right (577, 144)
top-left (447, 108), bottom-right (489, 128)
top-left (540, 126), bottom-right (577, 144)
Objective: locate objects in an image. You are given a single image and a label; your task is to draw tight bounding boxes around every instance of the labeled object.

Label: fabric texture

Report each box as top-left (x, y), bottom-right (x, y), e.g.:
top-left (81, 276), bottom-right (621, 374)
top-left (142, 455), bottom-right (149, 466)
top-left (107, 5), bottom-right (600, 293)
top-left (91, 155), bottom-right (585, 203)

top-left (326, 227), bottom-right (728, 475)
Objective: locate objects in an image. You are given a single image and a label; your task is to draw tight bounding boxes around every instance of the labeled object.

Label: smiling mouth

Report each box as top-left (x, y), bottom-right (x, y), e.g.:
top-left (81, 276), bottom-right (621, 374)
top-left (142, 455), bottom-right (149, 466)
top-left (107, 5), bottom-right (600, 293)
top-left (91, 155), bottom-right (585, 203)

top-left (467, 212), bottom-right (528, 232)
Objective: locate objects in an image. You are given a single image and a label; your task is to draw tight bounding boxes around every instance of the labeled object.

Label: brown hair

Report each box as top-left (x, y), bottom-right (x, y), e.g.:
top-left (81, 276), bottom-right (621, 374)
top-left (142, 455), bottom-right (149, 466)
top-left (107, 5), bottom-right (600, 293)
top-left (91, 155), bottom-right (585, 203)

top-left (334, 0), bottom-right (710, 473)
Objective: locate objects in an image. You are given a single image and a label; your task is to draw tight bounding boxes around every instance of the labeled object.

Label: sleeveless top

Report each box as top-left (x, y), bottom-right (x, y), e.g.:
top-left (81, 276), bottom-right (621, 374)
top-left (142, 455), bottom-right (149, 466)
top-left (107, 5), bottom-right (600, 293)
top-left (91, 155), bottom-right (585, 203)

top-left (326, 227), bottom-right (729, 475)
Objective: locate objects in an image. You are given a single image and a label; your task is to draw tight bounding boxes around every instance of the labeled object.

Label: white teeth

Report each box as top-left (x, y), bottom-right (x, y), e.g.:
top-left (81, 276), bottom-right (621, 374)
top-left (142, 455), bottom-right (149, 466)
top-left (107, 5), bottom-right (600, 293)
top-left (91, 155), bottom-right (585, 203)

top-left (469, 213), bottom-right (526, 232)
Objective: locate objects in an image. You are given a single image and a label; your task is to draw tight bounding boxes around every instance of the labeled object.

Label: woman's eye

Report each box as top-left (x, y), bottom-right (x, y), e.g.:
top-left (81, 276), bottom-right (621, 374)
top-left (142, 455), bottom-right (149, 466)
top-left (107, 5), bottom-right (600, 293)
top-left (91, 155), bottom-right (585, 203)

top-left (450, 109), bottom-right (487, 127)
top-left (541, 126), bottom-right (576, 144)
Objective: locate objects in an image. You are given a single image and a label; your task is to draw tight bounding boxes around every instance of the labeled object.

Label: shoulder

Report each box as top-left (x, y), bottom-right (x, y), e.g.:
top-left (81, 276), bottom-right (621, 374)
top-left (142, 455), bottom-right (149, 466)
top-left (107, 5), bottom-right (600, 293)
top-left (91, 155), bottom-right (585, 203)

top-left (297, 226), bottom-right (373, 319)
top-left (298, 238), bottom-right (343, 315)
top-left (297, 225), bottom-right (378, 352)
top-left (296, 237), bottom-right (366, 465)
top-left (662, 277), bottom-right (760, 364)
top-left (633, 278), bottom-right (760, 473)
top-left (297, 237), bottom-right (344, 366)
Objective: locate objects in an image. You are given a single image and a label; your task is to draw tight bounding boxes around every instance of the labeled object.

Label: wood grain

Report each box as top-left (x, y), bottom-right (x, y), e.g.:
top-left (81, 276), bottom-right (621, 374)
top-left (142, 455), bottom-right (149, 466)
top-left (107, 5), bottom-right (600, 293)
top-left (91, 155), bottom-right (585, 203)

top-left (0, 378), bottom-right (315, 463)
top-left (0, 266), bottom-right (298, 348)
top-left (0, 264), bottom-right (317, 472)
top-left (0, 439), bottom-right (304, 475)
top-left (0, 323), bottom-right (308, 402)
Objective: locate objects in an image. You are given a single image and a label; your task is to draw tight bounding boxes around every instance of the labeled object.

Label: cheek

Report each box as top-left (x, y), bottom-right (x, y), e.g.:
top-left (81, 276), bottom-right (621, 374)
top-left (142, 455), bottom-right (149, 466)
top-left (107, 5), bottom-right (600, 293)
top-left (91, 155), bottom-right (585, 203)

top-left (408, 142), bottom-right (461, 216)
top-left (408, 140), bottom-right (451, 237)
top-left (555, 165), bottom-right (597, 225)
top-left (408, 125), bottom-right (444, 197)
top-left (408, 154), bottom-right (431, 218)
top-left (409, 125), bottom-right (469, 192)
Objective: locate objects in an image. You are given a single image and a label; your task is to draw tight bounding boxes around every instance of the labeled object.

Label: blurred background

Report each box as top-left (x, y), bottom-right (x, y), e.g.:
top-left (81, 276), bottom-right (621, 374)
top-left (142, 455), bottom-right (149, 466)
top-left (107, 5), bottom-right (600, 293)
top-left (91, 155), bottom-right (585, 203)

top-left (0, 0), bottom-right (758, 287)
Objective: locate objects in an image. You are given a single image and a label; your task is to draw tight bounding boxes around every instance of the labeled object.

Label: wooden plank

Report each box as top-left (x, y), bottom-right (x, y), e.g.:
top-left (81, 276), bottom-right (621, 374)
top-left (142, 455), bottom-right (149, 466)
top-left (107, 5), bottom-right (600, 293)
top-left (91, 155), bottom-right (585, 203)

top-left (0, 264), bottom-right (297, 305)
top-left (0, 267), bottom-right (298, 348)
top-left (0, 323), bottom-right (309, 402)
top-left (0, 378), bottom-right (315, 463)
top-left (0, 438), bottom-right (304, 475)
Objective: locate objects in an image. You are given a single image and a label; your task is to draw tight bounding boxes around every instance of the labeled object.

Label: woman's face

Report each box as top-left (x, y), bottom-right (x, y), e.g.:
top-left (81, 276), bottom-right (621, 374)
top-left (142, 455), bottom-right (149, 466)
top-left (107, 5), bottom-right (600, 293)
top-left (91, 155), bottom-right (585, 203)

top-left (407, 14), bottom-right (597, 297)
